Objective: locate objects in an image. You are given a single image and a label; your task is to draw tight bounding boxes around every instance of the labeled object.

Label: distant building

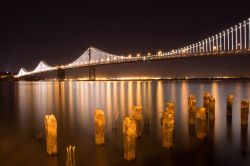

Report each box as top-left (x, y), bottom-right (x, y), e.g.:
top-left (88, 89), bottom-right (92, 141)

top-left (0, 72), bottom-right (16, 80)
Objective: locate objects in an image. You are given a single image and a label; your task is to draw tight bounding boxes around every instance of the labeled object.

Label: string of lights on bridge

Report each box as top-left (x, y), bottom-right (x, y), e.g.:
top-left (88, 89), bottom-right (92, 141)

top-left (16, 18), bottom-right (250, 78)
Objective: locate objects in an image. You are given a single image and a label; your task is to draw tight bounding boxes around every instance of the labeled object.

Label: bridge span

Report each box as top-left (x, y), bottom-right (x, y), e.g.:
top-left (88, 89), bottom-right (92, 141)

top-left (16, 18), bottom-right (250, 80)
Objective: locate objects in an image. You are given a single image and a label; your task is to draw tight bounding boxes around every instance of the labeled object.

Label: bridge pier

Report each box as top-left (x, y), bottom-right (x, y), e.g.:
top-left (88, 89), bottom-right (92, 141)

top-left (88, 47), bottom-right (96, 80)
top-left (57, 68), bottom-right (65, 80)
top-left (89, 66), bottom-right (95, 80)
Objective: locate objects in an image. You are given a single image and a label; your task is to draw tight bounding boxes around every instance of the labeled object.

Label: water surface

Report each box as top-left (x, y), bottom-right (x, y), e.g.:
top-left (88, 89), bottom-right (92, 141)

top-left (0, 80), bottom-right (249, 165)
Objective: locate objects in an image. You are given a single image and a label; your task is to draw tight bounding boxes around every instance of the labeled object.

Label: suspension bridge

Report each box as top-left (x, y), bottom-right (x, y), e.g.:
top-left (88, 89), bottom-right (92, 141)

top-left (16, 18), bottom-right (250, 80)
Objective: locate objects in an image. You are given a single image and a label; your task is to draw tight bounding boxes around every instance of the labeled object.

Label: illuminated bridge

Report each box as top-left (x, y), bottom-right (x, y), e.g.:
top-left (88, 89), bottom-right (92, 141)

top-left (16, 18), bottom-right (250, 80)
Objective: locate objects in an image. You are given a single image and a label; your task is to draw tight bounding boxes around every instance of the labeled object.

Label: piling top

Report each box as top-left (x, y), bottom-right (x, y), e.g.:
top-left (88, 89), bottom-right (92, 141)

top-left (45, 114), bottom-right (56, 121)
top-left (94, 109), bottom-right (105, 125)
top-left (227, 95), bottom-right (234, 100)
top-left (203, 92), bottom-right (210, 98)
top-left (162, 111), bottom-right (168, 119)
top-left (162, 110), bottom-right (174, 119)
top-left (166, 102), bottom-right (174, 113)
top-left (188, 95), bottom-right (196, 100)
top-left (209, 96), bottom-right (215, 102)
top-left (132, 106), bottom-right (143, 120)
top-left (196, 107), bottom-right (206, 120)
top-left (132, 106), bottom-right (142, 111)
top-left (44, 114), bottom-right (57, 125)
top-left (44, 114), bottom-right (57, 131)
top-left (66, 145), bottom-right (75, 152)
top-left (123, 117), bottom-right (136, 135)
top-left (188, 97), bottom-right (196, 105)
top-left (241, 100), bottom-right (249, 107)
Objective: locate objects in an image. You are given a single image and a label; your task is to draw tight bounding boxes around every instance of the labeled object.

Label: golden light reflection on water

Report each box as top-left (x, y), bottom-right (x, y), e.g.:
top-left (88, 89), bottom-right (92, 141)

top-left (211, 82), bottom-right (220, 140)
top-left (68, 81), bottom-right (73, 112)
top-left (127, 81), bottom-right (134, 116)
top-left (119, 81), bottom-right (126, 119)
top-left (112, 81), bottom-right (118, 112)
top-left (180, 81), bottom-right (188, 133)
top-left (59, 82), bottom-right (66, 116)
top-left (156, 81), bottom-right (164, 138)
top-left (16, 80), bottom-right (250, 150)
top-left (67, 81), bottom-right (75, 127)
top-left (106, 81), bottom-right (112, 129)
top-left (211, 82), bottom-right (219, 118)
top-left (234, 82), bottom-right (242, 126)
top-left (170, 81), bottom-right (176, 101)
top-left (53, 82), bottom-right (59, 112)
top-left (146, 81), bottom-right (152, 114)
top-left (136, 81), bottom-right (142, 106)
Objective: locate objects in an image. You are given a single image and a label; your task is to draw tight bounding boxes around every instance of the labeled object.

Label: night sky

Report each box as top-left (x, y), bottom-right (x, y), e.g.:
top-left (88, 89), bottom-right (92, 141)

top-left (1, 1), bottom-right (249, 72)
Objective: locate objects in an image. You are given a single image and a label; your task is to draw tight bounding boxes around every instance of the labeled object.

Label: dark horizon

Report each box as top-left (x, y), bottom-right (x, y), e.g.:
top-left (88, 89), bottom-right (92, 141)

top-left (1, 1), bottom-right (250, 72)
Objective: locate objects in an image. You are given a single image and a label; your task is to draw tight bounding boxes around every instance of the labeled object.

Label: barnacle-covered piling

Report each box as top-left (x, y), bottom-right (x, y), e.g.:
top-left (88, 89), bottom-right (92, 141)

top-left (123, 117), bottom-right (136, 161)
top-left (44, 114), bottom-right (57, 155)
top-left (94, 109), bottom-right (105, 145)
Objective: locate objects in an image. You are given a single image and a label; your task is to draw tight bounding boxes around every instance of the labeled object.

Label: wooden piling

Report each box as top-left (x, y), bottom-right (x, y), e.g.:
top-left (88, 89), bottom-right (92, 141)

top-left (227, 95), bottom-right (234, 116)
top-left (132, 106), bottom-right (143, 137)
top-left (209, 96), bottom-right (215, 120)
top-left (188, 95), bottom-right (196, 125)
top-left (44, 114), bottom-right (58, 155)
top-left (66, 145), bottom-right (76, 166)
top-left (162, 102), bottom-right (175, 148)
top-left (203, 92), bottom-right (211, 111)
top-left (123, 117), bottom-right (136, 161)
top-left (94, 109), bottom-right (105, 145)
top-left (241, 100), bottom-right (249, 126)
top-left (196, 107), bottom-right (206, 139)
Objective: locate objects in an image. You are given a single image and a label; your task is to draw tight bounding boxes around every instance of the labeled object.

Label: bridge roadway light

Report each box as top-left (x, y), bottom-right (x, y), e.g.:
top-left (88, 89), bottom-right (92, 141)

top-left (128, 54), bottom-right (132, 60)
top-left (181, 48), bottom-right (184, 54)
top-left (157, 51), bottom-right (162, 56)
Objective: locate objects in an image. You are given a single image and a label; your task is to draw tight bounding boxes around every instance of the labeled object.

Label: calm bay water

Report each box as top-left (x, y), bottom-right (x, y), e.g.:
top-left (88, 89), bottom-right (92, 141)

top-left (0, 80), bottom-right (250, 165)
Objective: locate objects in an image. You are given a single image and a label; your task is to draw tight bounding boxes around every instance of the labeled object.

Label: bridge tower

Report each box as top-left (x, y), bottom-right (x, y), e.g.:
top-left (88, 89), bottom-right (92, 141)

top-left (88, 47), bottom-right (96, 80)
